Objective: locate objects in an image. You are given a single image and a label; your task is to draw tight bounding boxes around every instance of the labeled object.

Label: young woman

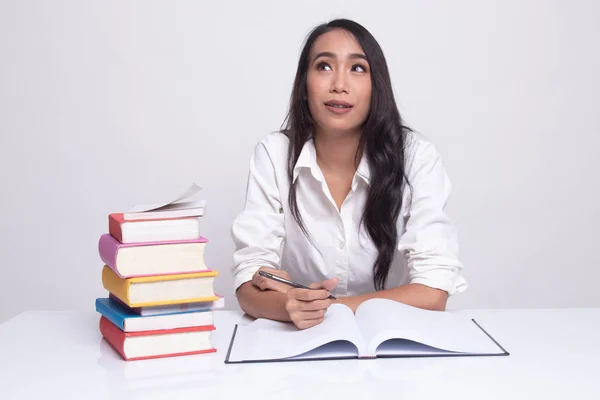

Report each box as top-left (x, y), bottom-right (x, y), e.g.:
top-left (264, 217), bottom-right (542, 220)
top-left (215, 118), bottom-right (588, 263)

top-left (230, 19), bottom-right (467, 329)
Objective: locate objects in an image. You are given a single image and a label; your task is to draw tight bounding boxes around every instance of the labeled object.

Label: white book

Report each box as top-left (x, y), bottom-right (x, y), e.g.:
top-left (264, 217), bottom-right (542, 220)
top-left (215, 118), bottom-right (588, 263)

top-left (225, 298), bottom-right (509, 363)
top-left (125, 311), bottom-right (213, 332)
top-left (133, 296), bottom-right (225, 316)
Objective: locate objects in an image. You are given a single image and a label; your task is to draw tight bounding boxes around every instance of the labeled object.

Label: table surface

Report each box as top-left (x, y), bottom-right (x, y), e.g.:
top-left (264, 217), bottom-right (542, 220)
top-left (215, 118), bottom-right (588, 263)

top-left (1, 307), bottom-right (599, 400)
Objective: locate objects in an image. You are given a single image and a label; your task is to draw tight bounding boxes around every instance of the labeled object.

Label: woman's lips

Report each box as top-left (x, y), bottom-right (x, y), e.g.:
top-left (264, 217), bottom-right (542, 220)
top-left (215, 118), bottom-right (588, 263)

top-left (324, 100), bottom-right (353, 115)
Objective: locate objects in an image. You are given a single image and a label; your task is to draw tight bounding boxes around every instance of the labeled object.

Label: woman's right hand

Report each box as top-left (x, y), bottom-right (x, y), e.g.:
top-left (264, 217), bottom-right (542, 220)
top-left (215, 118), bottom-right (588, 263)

top-left (251, 267), bottom-right (293, 293)
top-left (285, 277), bottom-right (339, 330)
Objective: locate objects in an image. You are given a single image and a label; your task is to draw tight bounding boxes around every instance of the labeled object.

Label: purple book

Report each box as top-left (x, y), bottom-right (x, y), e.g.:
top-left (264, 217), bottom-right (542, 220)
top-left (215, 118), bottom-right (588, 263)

top-left (109, 293), bottom-right (225, 316)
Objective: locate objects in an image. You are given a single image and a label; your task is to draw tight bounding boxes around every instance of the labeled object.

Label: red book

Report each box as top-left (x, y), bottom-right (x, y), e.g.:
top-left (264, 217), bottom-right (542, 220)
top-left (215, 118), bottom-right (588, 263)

top-left (109, 213), bottom-right (203, 244)
top-left (99, 316), bottom-right (216, 361)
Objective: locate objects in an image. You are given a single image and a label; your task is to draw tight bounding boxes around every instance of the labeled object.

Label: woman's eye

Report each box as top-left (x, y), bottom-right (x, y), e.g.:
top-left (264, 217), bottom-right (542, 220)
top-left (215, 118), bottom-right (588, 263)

top-left (352, 64), bottom-right (367, 72)
top-left (316, 62), bottom-right (332, 71)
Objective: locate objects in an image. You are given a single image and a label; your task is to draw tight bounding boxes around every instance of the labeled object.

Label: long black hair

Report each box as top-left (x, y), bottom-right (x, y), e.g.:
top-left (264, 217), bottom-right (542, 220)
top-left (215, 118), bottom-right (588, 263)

top-left (282, 19), bottom-right (412, 291)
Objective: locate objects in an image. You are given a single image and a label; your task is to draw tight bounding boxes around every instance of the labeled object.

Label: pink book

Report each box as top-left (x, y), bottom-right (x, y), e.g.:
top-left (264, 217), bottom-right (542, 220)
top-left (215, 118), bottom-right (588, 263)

top-left (98, 234), bottom-right (211, 278)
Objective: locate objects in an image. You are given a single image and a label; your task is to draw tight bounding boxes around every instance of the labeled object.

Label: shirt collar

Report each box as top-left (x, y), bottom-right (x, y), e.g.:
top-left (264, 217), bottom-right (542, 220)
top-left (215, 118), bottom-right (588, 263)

top-left (292, 138), bottom-right (319, 183)
top-left (292, 138), bottom-right (371, 185)
top-left (355, 151), bottom-right (371, 184)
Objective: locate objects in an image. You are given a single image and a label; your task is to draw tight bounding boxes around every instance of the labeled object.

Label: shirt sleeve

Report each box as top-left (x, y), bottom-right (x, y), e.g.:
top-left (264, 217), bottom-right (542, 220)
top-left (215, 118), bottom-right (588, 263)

top-left (397, 140), bottom-right (468, 295)
top-left (230, 141), bottom-right (286, 293)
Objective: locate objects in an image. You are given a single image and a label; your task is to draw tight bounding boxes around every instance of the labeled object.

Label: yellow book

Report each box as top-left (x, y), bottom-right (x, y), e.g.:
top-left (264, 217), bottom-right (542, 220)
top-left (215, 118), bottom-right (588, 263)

top-left (102, 266), bottom-right (218, 308)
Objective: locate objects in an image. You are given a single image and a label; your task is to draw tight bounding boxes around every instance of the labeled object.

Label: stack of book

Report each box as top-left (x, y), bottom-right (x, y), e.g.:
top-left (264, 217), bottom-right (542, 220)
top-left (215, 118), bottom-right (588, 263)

top-left (95, 185), bottom-right (224, 361)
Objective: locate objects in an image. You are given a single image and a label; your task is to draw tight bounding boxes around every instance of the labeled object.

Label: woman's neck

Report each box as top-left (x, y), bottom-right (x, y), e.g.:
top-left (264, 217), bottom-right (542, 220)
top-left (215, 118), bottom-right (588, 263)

top-left (313, 130), bottom-right (361, 175)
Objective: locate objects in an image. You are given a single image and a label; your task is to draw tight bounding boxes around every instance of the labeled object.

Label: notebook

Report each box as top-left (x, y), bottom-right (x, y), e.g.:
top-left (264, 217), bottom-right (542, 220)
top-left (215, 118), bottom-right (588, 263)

top-left (225, 298), bottom-right (509, 364)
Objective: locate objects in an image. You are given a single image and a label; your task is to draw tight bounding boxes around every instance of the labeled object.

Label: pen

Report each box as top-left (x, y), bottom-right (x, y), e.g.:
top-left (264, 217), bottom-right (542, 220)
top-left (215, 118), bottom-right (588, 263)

top-left (258, 270), bottom-right (338, 300)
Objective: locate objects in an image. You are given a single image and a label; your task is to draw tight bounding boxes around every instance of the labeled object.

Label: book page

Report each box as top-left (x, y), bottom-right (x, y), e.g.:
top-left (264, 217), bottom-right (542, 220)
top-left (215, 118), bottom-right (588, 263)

top-left (375, 339), bottom-right (457, 356)
top-left (128, 183), bottom-right (203, 213)
top-left (226, 304), bottom-right (364, 362)
top-left (144, 199), bottom-right (207, 211)
top-left (287, 340), bottom-right (361, 360)
top-left (354, 298), bottom-right (505, 356)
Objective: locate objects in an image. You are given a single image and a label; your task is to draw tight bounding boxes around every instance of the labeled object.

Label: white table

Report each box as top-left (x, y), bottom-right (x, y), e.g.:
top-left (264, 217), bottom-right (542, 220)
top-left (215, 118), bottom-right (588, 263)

top-left (0, 308), bottom-right (598, 400)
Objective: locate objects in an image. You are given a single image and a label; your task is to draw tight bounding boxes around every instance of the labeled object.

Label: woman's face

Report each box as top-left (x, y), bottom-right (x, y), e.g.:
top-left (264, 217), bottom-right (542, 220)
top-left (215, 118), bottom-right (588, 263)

top-left (307, 29), bottom-right (372, 138)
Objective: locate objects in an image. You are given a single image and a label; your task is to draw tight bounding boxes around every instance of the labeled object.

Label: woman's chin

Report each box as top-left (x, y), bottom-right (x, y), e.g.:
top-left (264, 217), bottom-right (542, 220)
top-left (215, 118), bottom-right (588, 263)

top-left (313, 119), bottom-right (361, 136)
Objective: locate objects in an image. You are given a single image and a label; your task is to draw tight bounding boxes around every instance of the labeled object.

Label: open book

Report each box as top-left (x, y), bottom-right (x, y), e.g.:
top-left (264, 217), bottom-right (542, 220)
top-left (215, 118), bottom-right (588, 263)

top-left (225, 298), bottom-right (508, 363)
top-left (123, 183), bottom-right (206, 221)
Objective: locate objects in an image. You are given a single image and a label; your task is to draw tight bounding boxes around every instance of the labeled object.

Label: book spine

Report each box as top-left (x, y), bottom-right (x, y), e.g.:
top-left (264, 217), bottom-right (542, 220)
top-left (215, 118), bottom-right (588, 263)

top-left (99, 316), bottom-right (129, 360)
top-left (95, 299), bottom-right (126, 331)
top-left (101, 266), bottom-right (131, 306)
top-left (108, 214), bottom-right (124, 243)
top-left (98, 234), bottom-right (122, 276)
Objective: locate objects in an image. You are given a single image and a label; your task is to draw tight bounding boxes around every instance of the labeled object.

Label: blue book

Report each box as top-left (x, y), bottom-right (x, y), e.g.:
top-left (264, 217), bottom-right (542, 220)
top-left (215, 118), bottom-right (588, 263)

top-left (95, 298), bottom-right (214, 332)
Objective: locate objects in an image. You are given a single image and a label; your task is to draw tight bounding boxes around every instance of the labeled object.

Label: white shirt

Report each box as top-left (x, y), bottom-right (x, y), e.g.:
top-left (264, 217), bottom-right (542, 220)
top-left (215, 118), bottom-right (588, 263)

top-left (230, 131), bottom-right (468, 298)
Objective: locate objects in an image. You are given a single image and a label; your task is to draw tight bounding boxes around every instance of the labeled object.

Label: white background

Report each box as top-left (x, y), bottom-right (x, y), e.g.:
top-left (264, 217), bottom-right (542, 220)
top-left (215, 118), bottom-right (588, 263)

top-left (1, 0), bottom-right (598, 323)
